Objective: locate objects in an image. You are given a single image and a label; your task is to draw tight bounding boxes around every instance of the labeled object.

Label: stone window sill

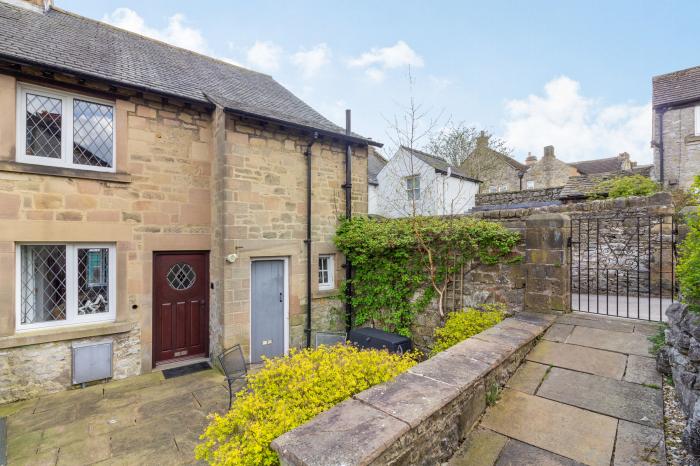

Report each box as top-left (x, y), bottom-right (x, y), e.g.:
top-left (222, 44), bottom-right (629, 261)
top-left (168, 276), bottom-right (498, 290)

top-left (685, 135), bottom-right (700, 145)
top-left (0, 321), bottom-right (135, 349)
top-left (0, 161), bottom-right (131, 183)
top-left (313, 288), bottom-right (339, 300)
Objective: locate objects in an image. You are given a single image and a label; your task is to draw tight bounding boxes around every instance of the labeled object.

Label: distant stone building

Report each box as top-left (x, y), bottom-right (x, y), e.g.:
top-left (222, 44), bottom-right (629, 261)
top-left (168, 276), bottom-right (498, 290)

top-left (652, 65), bottom-right (700, 189)
top-left (459, 132), bottom-right (528, 193)
top-left (522, 146), bottom-right (580, 189)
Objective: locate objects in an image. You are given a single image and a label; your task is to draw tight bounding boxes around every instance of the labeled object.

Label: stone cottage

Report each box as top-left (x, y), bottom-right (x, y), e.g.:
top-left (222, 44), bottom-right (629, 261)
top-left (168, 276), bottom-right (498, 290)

top-left (459, 132), bottom-right (528, 194)
top-left (653, 64), bottom-right (700, 189)
top-left (0, 0), bottom-right (378, 403)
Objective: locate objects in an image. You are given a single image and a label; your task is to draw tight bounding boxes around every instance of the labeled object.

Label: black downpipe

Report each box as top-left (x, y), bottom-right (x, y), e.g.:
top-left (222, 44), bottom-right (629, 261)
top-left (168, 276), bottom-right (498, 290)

top-left (305, 132), bottom-right (319, 348)
top-left (344, 110), bottom-right (353, 333)
top-left (658, 107), bottom-right (666, 185)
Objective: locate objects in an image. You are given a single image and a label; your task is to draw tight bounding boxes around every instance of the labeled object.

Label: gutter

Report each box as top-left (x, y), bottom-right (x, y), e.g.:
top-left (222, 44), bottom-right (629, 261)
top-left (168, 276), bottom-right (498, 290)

top-left (304, 132), bottom-right (319, 348)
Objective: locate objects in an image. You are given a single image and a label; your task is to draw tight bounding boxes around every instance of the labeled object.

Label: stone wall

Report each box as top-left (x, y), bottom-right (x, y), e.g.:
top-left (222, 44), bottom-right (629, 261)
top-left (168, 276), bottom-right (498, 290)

top-left (475, 187), bottom-right (563, 207)
top-left (658, 303), bottom-right (700, 457)
top-left (271, 313), bottom-right (556, 466)
top-left (653, 105), bottom-right (700, 190)
top-left (0, 325), bottom-right (141, 404)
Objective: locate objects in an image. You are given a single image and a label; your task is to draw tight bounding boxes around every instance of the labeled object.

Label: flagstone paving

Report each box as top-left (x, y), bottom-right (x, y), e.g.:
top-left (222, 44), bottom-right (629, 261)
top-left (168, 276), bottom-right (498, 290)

top-left (1, 368), bottom-right (233, 465)
top-left (459, 312), bottom-right (666, 466)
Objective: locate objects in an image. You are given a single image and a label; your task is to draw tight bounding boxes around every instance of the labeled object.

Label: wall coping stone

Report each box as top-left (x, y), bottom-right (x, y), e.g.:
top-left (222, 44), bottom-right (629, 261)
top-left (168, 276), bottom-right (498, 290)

top-left (0, 321), bottom-right (135, 349)
top-left (271, 313), bottom-right (556, 465)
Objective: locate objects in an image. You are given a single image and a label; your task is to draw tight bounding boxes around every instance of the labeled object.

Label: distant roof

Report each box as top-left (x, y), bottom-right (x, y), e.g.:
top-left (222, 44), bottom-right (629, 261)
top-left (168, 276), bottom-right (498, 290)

top-left (559, 165), bottom-right (653, 200)
top-left (367, 148), bottom-right (387, 186)
top-left (653, 65), bottom-right (700, 108)
top-left (398, 146), bottom-right (481, 183)
top-left (570, 156), bottom-right (627, 175)
top-left (0, 2), bottom-right (378, 145)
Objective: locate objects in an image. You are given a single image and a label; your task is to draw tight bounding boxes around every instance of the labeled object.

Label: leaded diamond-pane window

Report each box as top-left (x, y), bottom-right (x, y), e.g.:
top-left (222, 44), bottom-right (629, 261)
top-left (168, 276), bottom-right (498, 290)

top-left (17, 244), bottom-right (115, 329)
top-left (20, 245), bottom-right (67, 324)
top-left (18, 85), bottom-right (115, 172)
top-left (167, 263), bottom-right (196, 290)
top-left (25, 93), bottom-right (62, 159)
top-left (73, 99), bottom-right (114, 168)
top-left (77, 248), bottom-right (109, 315)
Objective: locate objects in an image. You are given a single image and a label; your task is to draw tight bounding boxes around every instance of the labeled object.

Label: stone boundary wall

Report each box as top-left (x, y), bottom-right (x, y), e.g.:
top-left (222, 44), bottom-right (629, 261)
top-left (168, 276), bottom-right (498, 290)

top-left (272, 313), bottom-right (556, 466)
top-left (475, 187), bottom-right (563, 207)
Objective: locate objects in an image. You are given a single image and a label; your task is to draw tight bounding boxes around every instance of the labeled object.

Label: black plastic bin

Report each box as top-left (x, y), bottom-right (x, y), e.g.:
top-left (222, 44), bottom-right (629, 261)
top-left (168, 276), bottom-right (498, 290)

top-left (347, 328), bottom-right (412, 354)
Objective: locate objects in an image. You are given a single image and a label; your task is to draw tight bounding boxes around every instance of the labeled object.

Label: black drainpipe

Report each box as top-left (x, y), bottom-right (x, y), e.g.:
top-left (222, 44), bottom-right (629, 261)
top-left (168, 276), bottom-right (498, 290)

top-left (305, 132), bottom-right (319, 348)
top-left (343, 110), bottom-right (354, 333)
top-left (657, 107), bottom-right (666, 185)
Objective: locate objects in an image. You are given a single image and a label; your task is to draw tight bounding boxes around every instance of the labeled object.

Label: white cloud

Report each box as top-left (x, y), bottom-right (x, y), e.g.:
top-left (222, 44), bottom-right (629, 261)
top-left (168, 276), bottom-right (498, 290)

top-left (503, 76), bottom-right (652, 164)
top-left (103, 8), bottom-right (207, 54)
top-left (246, 41), bottom-right (283, 72)
top-left (348, 41), bottom-right (424, 82)
top-left (291, 43), bottom-right (332, 78)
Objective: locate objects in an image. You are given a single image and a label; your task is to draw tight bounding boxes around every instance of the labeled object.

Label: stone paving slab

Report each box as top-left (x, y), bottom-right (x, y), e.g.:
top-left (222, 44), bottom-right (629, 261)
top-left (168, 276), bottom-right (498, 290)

top-left (566, 326), bottom-right (652, 356)
top-left (506, 361), bottom-right (549, 395)
top-left (447, 428), bottom-right (508, 466)
top-left (624, 355), bottom-right (662, 387)
top-left (613, 420), bottom-right (666, 466)
top-left (633, 321), bottom-right (663, 336)
top-left (536, 367), bottom-right (663, 428)
top-left (495, 439), bottom-right (585, 466)
top-left (556, 313), bottom-right (636, 333)
top-left (543, 323), bottom-right (574, 343)
top-left (480, 389), bottom-right (617, 466)
top-left (526, 340), bottom-right (627, 379)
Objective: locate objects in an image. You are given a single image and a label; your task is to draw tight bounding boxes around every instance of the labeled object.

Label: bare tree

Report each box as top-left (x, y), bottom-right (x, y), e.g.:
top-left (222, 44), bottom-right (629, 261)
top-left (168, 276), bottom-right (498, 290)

top-left (426, 124), bottom-right (513, 169)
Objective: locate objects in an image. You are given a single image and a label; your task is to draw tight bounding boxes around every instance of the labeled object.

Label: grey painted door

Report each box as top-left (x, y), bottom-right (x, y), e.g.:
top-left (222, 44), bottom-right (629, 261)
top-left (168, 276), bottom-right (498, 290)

top-left (251, 260), bottom-right (285, 363)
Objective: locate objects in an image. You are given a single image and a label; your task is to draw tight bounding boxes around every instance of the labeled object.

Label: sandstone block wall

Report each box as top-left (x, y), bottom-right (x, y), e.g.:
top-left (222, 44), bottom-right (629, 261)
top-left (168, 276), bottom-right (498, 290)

top-left (475, 187), bottom-right (563, 207)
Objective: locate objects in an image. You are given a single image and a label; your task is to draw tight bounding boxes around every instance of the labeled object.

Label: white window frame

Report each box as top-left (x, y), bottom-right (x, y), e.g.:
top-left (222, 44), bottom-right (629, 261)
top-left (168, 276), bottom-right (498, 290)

top-left (526, 180), bottom-right (535, 190)
top-left (15, 243), bottom-right (117, 331)
top-left (405, 175), bottom-right (421, 201)
top-left (695, 105), bottom-right (700, 136)
top-left (318, 254), bottom-right (335, 291)
top-left (16, 83), bottom-right (116, 173)
top-left (499, 185), bottom-right (508, 192)
top-left (488, 186), bottom-right (497, 193)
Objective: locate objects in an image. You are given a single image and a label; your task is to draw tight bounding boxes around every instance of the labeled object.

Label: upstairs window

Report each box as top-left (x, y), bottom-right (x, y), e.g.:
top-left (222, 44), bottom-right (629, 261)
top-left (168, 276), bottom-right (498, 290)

top-left (17, 244), bottom-right (116, 330)
top-left (405, 175), bottom-right (421, 200)
top-left (17, 84), bottom-right (115, 172)
top-left (488, 186), bottom-right (498, 193)
top-left (498, 185), bottom-right (508, 192)
top-left (527, 180), bottom-right (535, 189)
top-left (318, 254), bottom-right (334, 290)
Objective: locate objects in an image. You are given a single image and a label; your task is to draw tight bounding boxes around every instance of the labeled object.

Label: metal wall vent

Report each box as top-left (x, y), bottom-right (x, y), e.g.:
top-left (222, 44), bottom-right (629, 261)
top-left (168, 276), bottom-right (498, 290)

top-left (72, 340), bottom-right (113, 385)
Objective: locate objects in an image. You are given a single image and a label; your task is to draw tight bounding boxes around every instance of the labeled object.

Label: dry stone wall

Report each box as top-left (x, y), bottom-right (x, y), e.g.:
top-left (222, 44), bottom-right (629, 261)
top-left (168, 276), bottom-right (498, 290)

top-left (475, 187), bottom-right (563, 207)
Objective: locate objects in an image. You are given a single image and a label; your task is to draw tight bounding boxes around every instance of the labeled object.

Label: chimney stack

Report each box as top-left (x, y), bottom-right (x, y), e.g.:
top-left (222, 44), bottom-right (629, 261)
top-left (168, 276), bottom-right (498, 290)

top-left (24, 0), bottom-right (53, 12)
top-left (475, 131), bottom-right (490, 150)
top-left (525, 152), bottom-right (537, 166)
top-left (543, 145), bottom-right (555, 159)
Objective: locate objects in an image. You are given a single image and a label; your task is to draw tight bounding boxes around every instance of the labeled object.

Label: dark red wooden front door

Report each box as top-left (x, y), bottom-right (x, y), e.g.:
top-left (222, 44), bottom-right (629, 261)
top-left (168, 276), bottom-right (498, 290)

top-left (153, 252), bottom-right (209, 366)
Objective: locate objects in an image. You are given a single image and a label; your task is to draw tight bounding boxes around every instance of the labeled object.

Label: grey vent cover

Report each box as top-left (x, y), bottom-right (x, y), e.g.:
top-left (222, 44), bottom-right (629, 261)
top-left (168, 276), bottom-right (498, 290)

top-left (72, 340), bottom-right (113, 385)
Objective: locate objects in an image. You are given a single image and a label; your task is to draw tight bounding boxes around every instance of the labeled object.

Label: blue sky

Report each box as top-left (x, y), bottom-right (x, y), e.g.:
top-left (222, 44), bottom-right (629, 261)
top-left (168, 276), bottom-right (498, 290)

top-left (60, 0), bottom-right (700, 164)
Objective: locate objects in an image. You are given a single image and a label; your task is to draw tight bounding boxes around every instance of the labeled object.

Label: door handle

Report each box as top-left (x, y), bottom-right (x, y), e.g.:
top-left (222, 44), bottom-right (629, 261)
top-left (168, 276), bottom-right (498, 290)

top-left (279, 292), bottom-right (283, 303)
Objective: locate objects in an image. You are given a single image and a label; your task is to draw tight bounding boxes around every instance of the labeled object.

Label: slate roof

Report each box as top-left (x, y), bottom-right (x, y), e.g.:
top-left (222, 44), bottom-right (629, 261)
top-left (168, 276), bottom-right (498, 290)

top-left (653, 65), bottom-right (700, 108)
top-left (569, 156), bottom-right (626, 175)
top-left (559, 165), bottom-right (653, 200)
top-left (367, 148), bottom-right (387, 186)
top-left (0, 2), bottom-right (378, 145)
top-left (398, 146), bottom-right (481, 183)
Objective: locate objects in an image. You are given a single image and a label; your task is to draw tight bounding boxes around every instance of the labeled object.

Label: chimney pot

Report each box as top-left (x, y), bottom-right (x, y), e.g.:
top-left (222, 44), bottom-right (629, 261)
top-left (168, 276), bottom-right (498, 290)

top-left (476, 131), bottom-right (490, 150)
top-left (525, 152), bottom-right (538, 166)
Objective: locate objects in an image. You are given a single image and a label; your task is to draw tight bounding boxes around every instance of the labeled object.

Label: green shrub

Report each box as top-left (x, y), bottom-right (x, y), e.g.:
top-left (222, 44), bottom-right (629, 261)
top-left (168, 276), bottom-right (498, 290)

top-left (430, 305), bottom-right (505, 356)
top-left (196, 345), bottom-right (417, 466)
top-left (589, 174), bottom-right (659, 199)
top-left (335, 216), bottom-right (520, 336)
top-left (648, 323), bottom-right (667, 355)
top-left (677, 176), bottom-right (700, 312)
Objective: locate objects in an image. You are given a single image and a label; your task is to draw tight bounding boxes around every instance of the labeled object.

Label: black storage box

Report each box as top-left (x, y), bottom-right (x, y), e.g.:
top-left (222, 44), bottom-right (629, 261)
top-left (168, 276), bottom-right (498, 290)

top-left (348, 328), bottom-right (412, 354)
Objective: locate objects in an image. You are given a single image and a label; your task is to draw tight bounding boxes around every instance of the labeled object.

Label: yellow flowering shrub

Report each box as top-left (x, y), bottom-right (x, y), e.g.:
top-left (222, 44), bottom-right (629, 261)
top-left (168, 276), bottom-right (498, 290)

top-left (196, 344), bottom-right (417, 466)
top-left (430, 304), bottom-right (505, 356)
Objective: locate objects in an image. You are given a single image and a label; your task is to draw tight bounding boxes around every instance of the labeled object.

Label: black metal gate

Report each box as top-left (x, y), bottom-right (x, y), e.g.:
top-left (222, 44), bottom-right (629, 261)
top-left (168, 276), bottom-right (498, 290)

top-left (569, 214), bottom-right (678, 321)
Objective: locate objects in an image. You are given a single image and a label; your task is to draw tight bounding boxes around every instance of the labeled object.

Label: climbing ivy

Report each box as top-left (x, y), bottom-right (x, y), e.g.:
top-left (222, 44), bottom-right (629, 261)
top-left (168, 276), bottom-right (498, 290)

top-left (334, 216), bottom-right (520, 336)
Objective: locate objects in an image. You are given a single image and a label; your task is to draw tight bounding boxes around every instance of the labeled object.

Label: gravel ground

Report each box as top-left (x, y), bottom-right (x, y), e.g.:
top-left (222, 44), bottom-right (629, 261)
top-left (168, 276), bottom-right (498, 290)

top-left (665, 382), bottom-right (696, 466)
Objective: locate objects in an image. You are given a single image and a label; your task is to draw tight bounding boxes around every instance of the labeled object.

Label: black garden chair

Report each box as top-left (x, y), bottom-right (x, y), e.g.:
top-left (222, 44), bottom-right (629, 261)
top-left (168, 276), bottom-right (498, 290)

top-left (217, 344), bottom-right (248, 410)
